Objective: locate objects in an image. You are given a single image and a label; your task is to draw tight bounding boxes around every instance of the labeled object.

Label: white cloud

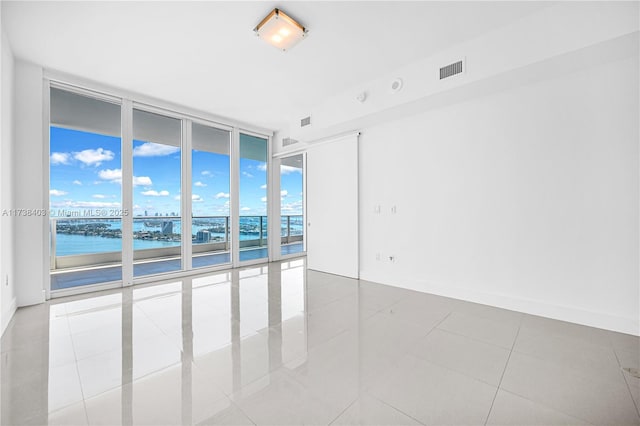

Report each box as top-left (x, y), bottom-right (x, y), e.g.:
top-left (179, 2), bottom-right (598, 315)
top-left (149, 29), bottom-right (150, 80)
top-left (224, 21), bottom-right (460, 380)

top-left (133, 176), bottom-right (152, 186)
top-left (141, 190), bottom-right (169, 197)
top-left (260, 184), bottom-right (267, 190)
top-left (72, 180), bottom-right (82, 185)
top-left (281, 190), bottom-right (288, 197)
top-left (51, 152), bottom-right (71, 165)
top-left (281, 165), bottom-right (302, 175)
top-left (194, 181), bottom-right (207, 187)
top-left (74, 148), bottom-right (114, 166)
top-left (201, 170), bottom-right (212, 176)
top-left (98, 168), bottom-right (122, 181)
top-left (281, 200), bottom-right (303, 214)
top-left (257, 164), bottom-right (267, 172)
top-left (174, 195), bottom-right (181, 201)
top-left (215, 192), bottom-right (230, 199)
top-left (240, 207), bottom-right (251, 211)
top-left (192, 194), bottom-right (203, 202)
top-left (92, 194), bottom-right (106, 199)
top-left (49, 189), bottom-right (67, 196)
top-left (98, 169), bottom-right (152, 186)
top-left (242, 171), bottom-right (254, 178)
top-left (133, 143), bottom-right (180, 157)
top-left (261, 196), bottom-right (267, 203)
top-left (51, 200), bottom-right (121, 209)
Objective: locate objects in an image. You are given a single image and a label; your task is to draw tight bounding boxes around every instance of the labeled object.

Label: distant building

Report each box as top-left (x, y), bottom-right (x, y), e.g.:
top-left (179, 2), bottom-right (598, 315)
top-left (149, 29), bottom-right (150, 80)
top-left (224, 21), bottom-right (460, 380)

top-left (144, 210), bottom-right (148, 216)
top-left (161, 221), bottom-right (173, 235)
top-left (196, 230), bottom-right (211, 243)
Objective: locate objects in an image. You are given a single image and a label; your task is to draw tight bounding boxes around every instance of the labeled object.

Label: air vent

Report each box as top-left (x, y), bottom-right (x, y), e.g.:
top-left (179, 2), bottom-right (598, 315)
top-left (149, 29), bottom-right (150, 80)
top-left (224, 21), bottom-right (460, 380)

top-left (300, 116), bottom-right (311, 127)
top-left (440, 60), bottom-right (464, 80)
top-left (282, 137), bottom-right (299, 147)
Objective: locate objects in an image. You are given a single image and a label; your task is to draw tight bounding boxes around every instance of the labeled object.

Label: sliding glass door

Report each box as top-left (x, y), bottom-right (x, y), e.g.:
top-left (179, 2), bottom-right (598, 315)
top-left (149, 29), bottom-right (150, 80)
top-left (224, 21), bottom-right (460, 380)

top-left (132, 109), bottom-right (182, 277)
top-left (239, 133), bottom-right (269, 263)
top-left (49, 85), bottom-right (274, 295)
top-left (191, 123), bottom-right (232, 269)
top-left (280, 154), bottom-right (305, 256)
top-left (49, 87), bottom-right (123, 291)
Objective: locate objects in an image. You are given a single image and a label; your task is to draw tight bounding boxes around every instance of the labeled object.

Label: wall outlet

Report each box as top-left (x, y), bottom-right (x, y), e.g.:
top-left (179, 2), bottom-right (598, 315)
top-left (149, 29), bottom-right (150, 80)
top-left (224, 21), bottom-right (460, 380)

top-left (388, 255), bottom-right (396, 263)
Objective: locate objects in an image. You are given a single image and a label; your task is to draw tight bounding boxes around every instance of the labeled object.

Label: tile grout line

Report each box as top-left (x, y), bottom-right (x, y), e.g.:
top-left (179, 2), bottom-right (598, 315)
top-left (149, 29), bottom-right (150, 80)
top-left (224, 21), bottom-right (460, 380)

top-left (611, 346), bottom-right (640, 419)
top-left (368, 392), bottom-right (427, 425)
top-left (434, 324), bottom-right (515, 350)
top-left (65, 315), bottom-right (91, 424)
top-left (327, 395), bottom-right (359, 425)
top-left (482, 316), bottom-right (522, 426)
top-left (229, 399), bottom-right (258, 426)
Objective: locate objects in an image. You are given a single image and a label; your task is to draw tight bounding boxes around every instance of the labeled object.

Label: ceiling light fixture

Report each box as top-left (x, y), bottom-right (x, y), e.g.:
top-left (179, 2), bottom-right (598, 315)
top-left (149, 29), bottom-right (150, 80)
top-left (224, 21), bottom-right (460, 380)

top-left (254, 8), bottom-right (307, 52)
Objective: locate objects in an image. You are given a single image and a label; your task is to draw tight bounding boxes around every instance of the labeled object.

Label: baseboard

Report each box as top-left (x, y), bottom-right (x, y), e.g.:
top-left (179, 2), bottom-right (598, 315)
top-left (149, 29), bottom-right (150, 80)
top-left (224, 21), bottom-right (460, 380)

top-left (359, 272), bottom-right (639, 336)
top-left (1, 297), bottom-right (17, 337)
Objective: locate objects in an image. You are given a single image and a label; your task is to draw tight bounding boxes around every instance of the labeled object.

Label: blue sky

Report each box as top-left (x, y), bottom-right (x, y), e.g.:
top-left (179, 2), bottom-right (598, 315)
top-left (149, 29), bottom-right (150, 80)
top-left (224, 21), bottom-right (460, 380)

top-left (49, 126), bottom-right (302, 217)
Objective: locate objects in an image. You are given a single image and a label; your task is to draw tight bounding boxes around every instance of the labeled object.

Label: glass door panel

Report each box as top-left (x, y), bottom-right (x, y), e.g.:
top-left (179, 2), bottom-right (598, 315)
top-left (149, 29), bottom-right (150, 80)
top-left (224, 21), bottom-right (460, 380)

top-left (239, 133), bottom-right (268, 262)
top-left (191, 123), bottom-right (231, 268)
top-left (132, 109), bottom-right (182, 277)
top-left (49, 87), bottom-right (123, 290)
top-left (280, 154), bottom-right (304, 256)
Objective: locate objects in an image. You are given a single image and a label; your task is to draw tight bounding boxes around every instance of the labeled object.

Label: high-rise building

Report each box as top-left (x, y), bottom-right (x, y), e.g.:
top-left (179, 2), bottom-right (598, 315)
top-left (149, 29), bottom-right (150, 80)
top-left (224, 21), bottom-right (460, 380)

top-left (161, 221), bottom-right (173, 235)
top-left (196, 230), bottom-right (210, 243)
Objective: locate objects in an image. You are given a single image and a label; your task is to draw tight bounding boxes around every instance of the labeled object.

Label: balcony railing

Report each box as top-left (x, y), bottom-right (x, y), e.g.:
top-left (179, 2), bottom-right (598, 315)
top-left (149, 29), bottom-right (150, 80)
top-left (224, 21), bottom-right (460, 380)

top-left (50, 215), bottom-right (303, 271)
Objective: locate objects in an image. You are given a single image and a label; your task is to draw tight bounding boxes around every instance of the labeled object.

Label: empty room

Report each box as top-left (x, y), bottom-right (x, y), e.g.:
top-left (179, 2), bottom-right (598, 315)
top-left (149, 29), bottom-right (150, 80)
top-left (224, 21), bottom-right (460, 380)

top-left (0, 1), bottom-right (638, 425)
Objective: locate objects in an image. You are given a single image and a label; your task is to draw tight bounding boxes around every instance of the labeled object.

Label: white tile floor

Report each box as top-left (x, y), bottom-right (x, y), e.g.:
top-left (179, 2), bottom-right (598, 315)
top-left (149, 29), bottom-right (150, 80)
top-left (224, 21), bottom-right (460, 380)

top-left (1, 258), bottom-right (639, 425)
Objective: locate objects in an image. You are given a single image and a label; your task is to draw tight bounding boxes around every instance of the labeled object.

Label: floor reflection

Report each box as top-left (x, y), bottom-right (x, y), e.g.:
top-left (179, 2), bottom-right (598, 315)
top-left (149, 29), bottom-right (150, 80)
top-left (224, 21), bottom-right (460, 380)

top-left (6, 257), bottom-right (635, 425)
top-left (2, 258), bottom-right (316, 425)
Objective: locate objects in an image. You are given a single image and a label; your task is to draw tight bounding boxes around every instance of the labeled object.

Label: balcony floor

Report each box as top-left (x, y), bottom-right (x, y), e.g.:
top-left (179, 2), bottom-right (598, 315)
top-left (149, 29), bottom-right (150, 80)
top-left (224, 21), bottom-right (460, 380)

top-left (51, 243), bottom-right (304, 291)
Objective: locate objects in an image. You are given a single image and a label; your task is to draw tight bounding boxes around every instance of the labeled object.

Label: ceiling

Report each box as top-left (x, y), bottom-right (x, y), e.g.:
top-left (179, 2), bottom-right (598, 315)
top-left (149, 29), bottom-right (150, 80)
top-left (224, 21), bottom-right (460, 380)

top-left (2, 1), bottom-right (550, 131)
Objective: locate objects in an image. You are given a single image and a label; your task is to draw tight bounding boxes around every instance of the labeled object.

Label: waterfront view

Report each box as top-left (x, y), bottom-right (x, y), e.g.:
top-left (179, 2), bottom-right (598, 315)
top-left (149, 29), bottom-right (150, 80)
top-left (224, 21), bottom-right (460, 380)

top-left (52, 215), bottom-right (304, 256)
top-left (49, 90), bottom-right (303, 289)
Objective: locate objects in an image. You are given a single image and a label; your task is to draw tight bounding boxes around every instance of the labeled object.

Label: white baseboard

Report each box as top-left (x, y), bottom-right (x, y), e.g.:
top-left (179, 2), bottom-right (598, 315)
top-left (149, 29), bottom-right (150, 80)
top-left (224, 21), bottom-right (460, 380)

top-left (359, 272), bottom-right (639, 336)
top-left (1, 297), bottom-right (17, 337)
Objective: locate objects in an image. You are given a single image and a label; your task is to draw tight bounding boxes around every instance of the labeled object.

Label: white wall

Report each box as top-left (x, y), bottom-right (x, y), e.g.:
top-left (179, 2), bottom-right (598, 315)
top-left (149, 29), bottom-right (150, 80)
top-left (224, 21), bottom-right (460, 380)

top-left (277, 2), bottom-right (638, 147)
top-left (13, 59), bottom-right (45, 308)
top-left (358, 43), bottom-right (639, 335)
top-left (1, 26), bottom-right (17, 334)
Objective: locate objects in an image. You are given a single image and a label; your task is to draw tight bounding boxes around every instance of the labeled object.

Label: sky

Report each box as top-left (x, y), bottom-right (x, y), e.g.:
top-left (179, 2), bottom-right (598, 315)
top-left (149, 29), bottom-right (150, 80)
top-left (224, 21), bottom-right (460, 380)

top-left (49, 126), bottom-right (303, 218)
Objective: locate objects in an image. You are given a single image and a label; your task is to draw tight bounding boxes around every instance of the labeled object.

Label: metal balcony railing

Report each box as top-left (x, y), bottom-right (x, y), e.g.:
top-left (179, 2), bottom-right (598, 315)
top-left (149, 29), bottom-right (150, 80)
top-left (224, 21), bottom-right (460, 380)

top-left (50, 215), bottom-right (303, 271)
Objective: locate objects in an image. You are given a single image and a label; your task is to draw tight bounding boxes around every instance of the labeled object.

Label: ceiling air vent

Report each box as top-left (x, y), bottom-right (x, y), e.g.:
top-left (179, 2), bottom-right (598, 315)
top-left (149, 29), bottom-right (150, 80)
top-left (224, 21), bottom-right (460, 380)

top-left (440, 60), bottom-right (464, 80)
top-left (282, 137), bottom-right (299, 147)
top-left (300, 116), bottom-right (311, 127)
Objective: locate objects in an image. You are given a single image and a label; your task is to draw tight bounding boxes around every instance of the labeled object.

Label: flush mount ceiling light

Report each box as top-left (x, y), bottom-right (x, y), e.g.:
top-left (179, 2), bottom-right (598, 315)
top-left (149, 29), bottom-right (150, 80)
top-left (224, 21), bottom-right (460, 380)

top-left (254, 8), bottom-right (307, 52)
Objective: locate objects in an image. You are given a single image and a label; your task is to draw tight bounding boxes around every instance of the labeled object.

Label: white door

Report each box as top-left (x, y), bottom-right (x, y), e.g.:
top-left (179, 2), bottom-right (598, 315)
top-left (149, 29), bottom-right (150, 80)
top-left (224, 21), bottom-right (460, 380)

top-left (306, 134), bottom-right (359, 279)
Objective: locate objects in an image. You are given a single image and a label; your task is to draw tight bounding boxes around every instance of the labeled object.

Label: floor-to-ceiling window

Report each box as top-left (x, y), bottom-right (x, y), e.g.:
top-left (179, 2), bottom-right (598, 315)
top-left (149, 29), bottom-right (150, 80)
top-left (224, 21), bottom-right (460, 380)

top-left (280, 154), bottom-right (304, 257)
top-left (48, 84), bottom-right (279, 295)
top-left (239, 133), bottom-right (269, 263)
top-left (49, 87), bottom-right (123, 290)
top-left (191, 123), bottom-right (232, 268)
top-left (132, 109), bottom-right (183, 277)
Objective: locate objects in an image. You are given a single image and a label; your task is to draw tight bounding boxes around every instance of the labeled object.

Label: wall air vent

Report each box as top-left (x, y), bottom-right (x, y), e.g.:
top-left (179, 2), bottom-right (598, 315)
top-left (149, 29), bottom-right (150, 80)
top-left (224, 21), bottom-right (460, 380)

top-left (282, 137), bottom-right (299, 147)
top-left (300, 116), bottom-right (311, 127)
top-left (440, 60), bottom-right (464, 80)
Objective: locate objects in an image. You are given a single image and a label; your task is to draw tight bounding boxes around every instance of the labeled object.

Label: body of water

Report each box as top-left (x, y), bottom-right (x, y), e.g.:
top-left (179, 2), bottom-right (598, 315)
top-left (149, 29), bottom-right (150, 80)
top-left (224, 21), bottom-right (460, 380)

top-left (53, 217), bottom-right (303, 256)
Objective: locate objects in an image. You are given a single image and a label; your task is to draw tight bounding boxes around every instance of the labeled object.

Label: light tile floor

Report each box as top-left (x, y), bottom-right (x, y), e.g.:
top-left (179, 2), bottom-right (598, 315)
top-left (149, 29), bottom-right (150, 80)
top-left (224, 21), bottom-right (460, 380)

top-left (2, 258), bottom-right (639, 425)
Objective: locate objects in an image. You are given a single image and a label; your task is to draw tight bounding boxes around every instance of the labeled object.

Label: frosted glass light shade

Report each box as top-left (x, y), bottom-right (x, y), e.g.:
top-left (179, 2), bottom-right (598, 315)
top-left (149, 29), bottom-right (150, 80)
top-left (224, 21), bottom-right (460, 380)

top-left (254, 8), bottom-right (307, 52)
